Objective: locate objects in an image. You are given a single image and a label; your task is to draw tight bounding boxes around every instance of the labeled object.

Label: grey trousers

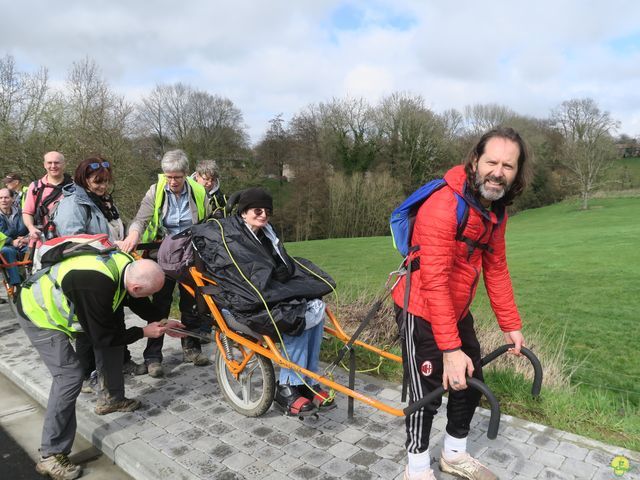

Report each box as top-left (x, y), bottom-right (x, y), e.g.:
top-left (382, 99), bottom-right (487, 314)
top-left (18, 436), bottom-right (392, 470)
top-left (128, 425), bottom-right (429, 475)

top-left (17, 316), bottom-right (83, 457)
top-left (95, 345), bottom-right (125, 405)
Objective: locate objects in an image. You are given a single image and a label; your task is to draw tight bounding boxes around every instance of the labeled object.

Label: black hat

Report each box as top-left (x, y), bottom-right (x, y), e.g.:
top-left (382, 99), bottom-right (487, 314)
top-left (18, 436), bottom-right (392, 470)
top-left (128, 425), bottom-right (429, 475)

top-left (237, 187), bottom-right (273, 213)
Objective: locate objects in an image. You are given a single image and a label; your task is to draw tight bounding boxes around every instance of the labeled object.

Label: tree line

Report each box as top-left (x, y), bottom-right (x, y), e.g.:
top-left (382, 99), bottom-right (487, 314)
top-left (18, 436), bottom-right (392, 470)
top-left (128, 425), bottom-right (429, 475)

top-left (0, 54), bottom-right (631, 241)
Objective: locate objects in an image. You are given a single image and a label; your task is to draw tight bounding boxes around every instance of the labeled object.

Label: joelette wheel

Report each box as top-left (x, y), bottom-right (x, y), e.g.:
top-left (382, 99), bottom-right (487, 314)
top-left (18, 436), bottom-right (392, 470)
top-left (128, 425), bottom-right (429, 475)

top-left (215, 341), bottom-right (275, 417)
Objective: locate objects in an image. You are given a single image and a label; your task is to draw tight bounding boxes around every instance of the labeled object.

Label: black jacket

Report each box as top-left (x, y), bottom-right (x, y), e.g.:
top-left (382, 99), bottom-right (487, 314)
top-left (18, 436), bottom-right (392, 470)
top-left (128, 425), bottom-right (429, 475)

top-left (191, 216), bottom-right (335, 337)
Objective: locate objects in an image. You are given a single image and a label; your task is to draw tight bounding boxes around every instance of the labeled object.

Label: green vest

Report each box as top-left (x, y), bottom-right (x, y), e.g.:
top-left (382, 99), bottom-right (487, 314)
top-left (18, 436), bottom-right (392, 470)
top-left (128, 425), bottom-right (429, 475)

top-left (21, 185), bottom-right (28, 208)
top-left (19, 252), bottom-right (134, 337)
top-left (141, 174), bottom-right (207, 242)
top-left (0, 231), bottom-right (6, 249)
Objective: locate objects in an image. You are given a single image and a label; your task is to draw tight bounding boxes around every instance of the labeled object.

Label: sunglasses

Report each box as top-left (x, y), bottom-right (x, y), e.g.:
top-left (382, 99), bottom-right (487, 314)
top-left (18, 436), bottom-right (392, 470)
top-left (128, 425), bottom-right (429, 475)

top-left (251, 208), bottom-right (272, 217)
top-left (88, 161), bottom-right (110, 171)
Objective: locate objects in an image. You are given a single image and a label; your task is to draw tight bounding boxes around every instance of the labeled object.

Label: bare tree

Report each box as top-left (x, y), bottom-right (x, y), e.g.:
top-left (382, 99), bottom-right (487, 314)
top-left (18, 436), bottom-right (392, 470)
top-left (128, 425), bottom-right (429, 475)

top-left (376, 92), bottom-right (447, 191)
top-left (551, 98), bottom-right (620, 209)
top-left (464, 103), bottom-right (517, 136)
top-left (318, 97), bottom-right (379, 174)
top-left (255, 114), bottom-right (291, 184)
top-left (0, 54), bottom-right (50, 171)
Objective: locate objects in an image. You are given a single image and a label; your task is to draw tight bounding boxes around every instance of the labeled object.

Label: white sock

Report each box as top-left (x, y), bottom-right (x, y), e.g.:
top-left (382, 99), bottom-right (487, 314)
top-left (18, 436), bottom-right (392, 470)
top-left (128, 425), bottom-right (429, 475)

top-left (443, 432), bottom-right (467, 459)
top-left (407, 449), bottom-right (430, 475)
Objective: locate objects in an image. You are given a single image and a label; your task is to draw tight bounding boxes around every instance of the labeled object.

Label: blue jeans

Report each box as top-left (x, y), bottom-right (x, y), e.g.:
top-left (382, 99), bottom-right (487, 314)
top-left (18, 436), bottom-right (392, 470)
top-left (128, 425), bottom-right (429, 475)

top-left (279, 320), bottom-right (324, 386)
top-left (1, 245), bottom-right (24, 285)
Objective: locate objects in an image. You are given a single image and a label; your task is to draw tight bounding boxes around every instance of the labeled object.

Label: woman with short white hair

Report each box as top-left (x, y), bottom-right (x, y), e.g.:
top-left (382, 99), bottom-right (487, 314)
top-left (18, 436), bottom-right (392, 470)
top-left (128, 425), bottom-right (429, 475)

top-left (119, 149), bottom-right (210, 377)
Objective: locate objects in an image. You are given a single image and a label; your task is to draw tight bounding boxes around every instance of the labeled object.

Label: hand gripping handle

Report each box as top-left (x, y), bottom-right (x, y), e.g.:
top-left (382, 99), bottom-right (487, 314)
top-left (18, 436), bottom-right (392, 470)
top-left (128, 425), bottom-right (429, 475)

top-left (480, 344), bottom-right (543, 397)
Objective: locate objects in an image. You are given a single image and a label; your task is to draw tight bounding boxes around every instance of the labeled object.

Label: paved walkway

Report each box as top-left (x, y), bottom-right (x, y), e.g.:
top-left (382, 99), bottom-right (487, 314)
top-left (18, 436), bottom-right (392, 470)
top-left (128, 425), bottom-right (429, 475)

top-left (0, 302), bottom-right (638, 480)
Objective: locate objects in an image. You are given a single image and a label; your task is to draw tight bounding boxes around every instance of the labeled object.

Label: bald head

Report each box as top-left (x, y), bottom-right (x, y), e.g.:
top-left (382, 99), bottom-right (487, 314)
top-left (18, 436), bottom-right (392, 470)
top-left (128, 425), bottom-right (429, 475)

top-left (125, 259), bottom-right (165, 298)
top-left (43, 151), bottom-right (66, 183)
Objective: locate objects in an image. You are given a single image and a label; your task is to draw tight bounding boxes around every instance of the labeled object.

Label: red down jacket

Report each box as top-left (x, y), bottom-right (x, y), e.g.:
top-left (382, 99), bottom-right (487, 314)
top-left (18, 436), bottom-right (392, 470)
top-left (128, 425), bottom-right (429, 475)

top-left (391, 165), bottom-right (522, 351)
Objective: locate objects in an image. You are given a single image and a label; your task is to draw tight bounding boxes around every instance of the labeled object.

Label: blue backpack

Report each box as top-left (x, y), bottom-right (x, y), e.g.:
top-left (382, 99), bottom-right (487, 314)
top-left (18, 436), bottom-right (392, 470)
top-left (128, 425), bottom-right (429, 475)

top-left (390, 179), bottom-right (468, 257)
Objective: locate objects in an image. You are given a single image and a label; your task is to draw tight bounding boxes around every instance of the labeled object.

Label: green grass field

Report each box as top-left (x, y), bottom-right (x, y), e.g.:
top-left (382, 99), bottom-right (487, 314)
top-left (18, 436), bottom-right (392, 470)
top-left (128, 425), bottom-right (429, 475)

top-left (287, 196), bottom-right (640, 449)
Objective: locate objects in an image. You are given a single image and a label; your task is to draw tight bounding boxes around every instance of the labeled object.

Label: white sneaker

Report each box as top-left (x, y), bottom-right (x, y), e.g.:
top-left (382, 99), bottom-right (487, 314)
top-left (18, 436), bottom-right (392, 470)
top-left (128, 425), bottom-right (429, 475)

top-left (439, 452), bottom-right (497, 480)
top-left (403, 466), bottom-right (437, 480)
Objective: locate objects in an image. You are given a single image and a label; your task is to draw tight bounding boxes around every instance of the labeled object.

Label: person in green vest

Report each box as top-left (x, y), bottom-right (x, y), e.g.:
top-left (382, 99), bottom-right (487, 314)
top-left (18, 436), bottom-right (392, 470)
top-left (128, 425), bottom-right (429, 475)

top-left (118, 149), bottom-right (210, 377)
top-left (16, 253), bottom-right (184, 480)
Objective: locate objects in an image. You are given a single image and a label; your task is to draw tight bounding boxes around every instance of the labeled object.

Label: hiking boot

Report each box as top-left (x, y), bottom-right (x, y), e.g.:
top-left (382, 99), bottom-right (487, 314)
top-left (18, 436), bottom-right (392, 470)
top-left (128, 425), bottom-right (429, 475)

top-left (80, 370), bottom-right (98, 394)
top-left (95, 397), bottom-right (141, 415)
top-left (147, 362), bottom-right (164, 377)
top-left (122, 359), bottom-right (147, 376)
top-left (403, 466), bottom-right (437, 480)
top-left (439, 452), bottom-right (497, 480)
top-left (35, 453), bottom-right (82, 480)
top-left (183, 348), bottom-right (210, 366)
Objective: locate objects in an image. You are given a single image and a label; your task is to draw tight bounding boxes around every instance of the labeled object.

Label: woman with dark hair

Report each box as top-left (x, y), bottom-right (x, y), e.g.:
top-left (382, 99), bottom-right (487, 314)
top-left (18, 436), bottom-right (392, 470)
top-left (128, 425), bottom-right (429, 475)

top-left (53, 156), bottom-right (145, 389)
top-left (54, 156), bottom-right (124, 242)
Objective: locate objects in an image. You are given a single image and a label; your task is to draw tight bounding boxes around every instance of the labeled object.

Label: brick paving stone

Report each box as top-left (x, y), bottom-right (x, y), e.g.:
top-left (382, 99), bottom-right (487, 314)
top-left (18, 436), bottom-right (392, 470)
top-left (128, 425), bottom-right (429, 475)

top-left (294, 425), bottom-right (320, 440)
top-left (213, 470), bottom-right (246, 480)
top-left (529, 433), bottom-right (560, 451)
top-left (266, 431), bottom-right (294, 447)
top-left (210, 442), bottom-right (238, 461)
top-left (530, 449), bottom-right (566, 469)
top-left (299, 449), bottom-right (334, 468)
top-left (136, 425), bottom-right (167, 441)
top-left (376, 442), bottom-right (405, 461)
top-left (254, 445), bottom-right (285, 464)
top-left (561, 457), bottom-right (599, 479)
top-left (479, 447), bottom-right (518, 469)
top-left (178, 427), bottom-right (207, 443)
top-left (222, 451), bottom-right (256, 472)
top-left (539, 466), bottom-right (576, 479)
top-left (327, 441), bottom-right (360, 460)
top-left (370, 458), bottom-right (403, 478)
top-left (508, 457), bottom-right (545, 477)
top-left (584, 449), bottom-right (615, 468)
top-left (555, 441), bottom-right (589, 461)
top-left (345, 467), bottom-right (380, 479)
top-left (270, 453), bottom-right (305, 473)
top-left (348, 450), bottom-right (381, 467)
top-left (336, 427), bottom-right (367, 444)
top-left (241, 461), bottom-right (276, 478)
top-left (320, 457), bottom-right (354, 476)
top-left (289, 464), bottom-right (323, 479)
top-left (309, 434), bottom-right (339, 449)
top-left (356, 435), bottom-right (386, 451)
top-left (285, 439), bottom-right (316, 459)
top-left (501, 425), bottom-right (532, 443)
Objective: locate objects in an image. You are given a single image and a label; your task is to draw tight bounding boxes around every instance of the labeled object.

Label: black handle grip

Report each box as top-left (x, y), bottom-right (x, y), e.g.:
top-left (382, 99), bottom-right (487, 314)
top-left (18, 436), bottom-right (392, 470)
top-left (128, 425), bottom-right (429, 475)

top-left (481, 344), bottom-right (543, 397)
top-left (403, 377), bottom-right (501, 440)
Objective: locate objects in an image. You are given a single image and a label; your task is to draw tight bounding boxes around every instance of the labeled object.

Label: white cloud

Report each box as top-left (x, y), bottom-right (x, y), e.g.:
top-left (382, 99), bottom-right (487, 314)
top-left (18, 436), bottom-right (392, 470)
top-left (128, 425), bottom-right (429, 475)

top-left (1, 0), bottom-right (640, 143)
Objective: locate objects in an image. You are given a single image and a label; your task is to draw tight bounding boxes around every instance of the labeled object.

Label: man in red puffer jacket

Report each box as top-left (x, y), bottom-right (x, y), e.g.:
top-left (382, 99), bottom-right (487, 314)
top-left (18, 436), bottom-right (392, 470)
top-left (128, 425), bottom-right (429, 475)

top-left (393, 127), bottom-right (532, 480)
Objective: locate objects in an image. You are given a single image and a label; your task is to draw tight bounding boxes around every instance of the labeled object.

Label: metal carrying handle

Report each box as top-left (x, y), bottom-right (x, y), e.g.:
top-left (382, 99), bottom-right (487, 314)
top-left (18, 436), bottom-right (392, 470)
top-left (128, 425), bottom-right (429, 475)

top-left (403, 344), bottom-right (543, 440)
top-left (403, 378), bottom-right (500, 439)
top-left (481, 344), bottom-right (543, 397)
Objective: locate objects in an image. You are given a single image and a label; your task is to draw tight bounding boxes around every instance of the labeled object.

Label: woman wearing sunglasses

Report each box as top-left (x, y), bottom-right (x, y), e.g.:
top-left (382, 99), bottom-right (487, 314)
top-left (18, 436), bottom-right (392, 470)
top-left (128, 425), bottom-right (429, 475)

top-left (53, 156), bottom-right (145, 391)
top-left (192, 187), bottom-right (336, 416)
top-left (53, 156), bottom-right (124, 242)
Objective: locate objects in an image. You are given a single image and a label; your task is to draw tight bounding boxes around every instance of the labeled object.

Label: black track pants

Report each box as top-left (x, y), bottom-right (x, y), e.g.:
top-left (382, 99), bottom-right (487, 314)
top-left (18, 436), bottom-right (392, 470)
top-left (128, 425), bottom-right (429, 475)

top-left (396, 307), bottom-right (484, 453)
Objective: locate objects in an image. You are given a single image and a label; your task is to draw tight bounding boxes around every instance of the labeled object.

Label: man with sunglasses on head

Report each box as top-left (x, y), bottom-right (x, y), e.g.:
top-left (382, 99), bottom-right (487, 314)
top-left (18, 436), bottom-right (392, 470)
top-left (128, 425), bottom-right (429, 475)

top-left (23, 151), bottom-right (73, 241)
top-left (119, 149), bottom-right (210, 377)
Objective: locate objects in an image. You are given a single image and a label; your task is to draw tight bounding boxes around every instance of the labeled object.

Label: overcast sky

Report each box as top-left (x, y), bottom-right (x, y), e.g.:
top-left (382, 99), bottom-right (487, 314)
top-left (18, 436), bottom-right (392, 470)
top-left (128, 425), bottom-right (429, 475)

top-left (2, 0), bottom-right (639, 144)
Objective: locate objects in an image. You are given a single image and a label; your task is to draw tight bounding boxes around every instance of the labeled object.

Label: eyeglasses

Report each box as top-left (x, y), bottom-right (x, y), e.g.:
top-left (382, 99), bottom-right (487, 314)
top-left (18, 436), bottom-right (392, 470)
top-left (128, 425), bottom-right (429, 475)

top-left (88, 161), bottom-right (110, 171)
top-left (165, 174), bottom-right (185, 181)
top-left (251, 208), bottom-right (272, 217)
